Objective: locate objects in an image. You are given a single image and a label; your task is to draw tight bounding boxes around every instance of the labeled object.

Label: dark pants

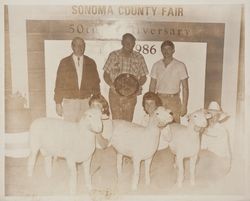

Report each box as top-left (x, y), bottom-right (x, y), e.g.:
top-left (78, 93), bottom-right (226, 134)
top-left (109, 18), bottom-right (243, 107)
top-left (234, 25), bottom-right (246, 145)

top-left (109, 89), bottom-right (137, 122)
top-left (158, 94), bottom-right (181, 123)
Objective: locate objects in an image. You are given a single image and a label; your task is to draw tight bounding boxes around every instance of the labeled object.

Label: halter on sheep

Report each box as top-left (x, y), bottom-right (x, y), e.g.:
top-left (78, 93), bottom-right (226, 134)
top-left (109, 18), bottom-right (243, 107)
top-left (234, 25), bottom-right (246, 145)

top-left (27, 107), bottom-right (103, 194)
top-left (110, 106), bottom-right (173, 191)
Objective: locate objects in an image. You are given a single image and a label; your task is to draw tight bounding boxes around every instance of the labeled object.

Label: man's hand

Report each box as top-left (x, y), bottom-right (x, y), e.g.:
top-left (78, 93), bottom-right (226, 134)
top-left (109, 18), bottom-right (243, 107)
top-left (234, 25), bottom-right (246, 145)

top-left (110, 84), bottom-right (117, 94)
top-left (56, 104), bottom-right (63, 116)
top-left (180, 104), bottom-right (187, 117)
top-left (136, 86), bottom-right (143, 95)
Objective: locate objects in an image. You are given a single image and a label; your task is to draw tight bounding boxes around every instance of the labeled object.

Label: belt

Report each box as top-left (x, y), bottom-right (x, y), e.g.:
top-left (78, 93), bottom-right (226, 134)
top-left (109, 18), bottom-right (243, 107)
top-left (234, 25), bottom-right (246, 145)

top-left (63, 97), bottom-right (90, 101)
top-left (157, 93), bottom-right (179, 98)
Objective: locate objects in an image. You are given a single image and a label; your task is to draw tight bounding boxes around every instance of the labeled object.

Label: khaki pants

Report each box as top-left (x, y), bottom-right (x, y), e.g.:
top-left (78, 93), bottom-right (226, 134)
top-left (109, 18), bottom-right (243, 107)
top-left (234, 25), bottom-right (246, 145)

top-left (158, 95), bottom-right (181, 123)
top-left (109, 89), bottom-right (137, 122)
top-left (62, 98), bottom-right (90, 122)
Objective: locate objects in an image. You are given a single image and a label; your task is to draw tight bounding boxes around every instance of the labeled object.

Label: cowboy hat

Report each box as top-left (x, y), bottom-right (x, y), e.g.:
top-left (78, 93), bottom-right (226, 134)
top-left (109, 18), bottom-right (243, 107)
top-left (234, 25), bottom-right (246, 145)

top-left (207, 101), bottom-right (229, 122)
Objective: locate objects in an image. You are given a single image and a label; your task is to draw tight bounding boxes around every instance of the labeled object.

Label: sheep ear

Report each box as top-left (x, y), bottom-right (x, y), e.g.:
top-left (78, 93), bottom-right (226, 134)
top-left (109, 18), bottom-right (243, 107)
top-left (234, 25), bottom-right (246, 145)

top-left (219, 112), bottom-right (230, 122)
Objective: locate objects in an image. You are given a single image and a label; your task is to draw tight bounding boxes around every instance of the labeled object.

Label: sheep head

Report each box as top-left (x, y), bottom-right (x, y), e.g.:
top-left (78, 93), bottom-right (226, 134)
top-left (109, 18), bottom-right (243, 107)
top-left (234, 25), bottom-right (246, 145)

top-left (80, 108), bottom-right (103, 133)
top-left (153, 106), bottom-right (173, 127)
top-left (187, 109), bottom-right (211, 129)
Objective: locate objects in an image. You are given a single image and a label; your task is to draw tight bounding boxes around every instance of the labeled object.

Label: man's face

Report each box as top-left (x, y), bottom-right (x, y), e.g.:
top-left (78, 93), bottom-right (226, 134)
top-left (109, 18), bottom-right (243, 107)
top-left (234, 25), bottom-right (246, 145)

top-left (161, 45), bottom-right (174, 58)
top-left (72, 39), bottom-right (85, 57)
top-left (122, 36), bottom-right (135, 53)
top-left (144, 99), bottom-right (157, 115)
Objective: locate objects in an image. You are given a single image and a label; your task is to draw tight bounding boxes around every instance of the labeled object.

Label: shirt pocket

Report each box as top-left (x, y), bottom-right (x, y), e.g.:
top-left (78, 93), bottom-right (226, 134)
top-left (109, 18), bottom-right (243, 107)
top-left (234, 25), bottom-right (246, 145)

top-left (112, 61), bottom-right (121, 75)
top-left (130, 61), bottom-right (140, 75)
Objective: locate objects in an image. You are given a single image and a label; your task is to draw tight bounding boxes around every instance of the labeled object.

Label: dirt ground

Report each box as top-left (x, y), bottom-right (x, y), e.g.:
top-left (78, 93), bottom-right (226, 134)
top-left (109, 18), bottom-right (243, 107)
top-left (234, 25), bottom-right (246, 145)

top-left (5, 147), bottom-right (245, 198)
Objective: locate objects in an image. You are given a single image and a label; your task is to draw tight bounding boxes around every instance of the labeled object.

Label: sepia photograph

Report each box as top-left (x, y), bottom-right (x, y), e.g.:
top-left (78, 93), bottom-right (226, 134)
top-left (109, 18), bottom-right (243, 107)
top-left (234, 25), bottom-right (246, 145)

top-left (0, 0), bottom-right (249, 201)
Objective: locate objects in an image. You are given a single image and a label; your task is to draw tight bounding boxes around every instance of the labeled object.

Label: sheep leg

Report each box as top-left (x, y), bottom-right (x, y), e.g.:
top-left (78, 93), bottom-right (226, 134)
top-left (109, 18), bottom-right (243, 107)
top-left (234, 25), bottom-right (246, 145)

top-left (173, 155), bottom-right (177, 169)
top-left (176, 155), bottom-right (184, 188)
top-left (67, 160), bottom-right (77, 194)
top-left (53, 156), bottom-right (58, 162)
top-left (83, 156), bottom-right (92, 191)
top-left (145, 157), bottom-right (152, 186)
top-left (131, 159), bottom-right (141, 191)
top-left (190, 155), bottom-right (198, 186)
top-left (27, 149), bottom-right (39, 177)
top-left (117, 153), bottom-right (123, 177)
top-left (44, 156), bottom-right (52, 178)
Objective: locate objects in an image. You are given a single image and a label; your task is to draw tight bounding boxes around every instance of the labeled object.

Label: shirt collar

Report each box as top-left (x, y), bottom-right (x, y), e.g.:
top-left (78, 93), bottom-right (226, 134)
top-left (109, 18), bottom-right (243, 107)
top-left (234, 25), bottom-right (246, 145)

top-left (72, 54), bottom-right (83, 61)
top-left (162, 58), bottom-right (174, 68)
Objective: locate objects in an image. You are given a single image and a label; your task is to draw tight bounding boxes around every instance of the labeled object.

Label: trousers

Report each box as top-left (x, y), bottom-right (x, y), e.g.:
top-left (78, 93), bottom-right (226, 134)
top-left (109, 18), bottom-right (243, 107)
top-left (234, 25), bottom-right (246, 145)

top-left (62, 98), bottom-right (90, 122)
top-left (109, 89), bottom-right (137, 122)
top-left (158, 94), bottom-right (181, 123)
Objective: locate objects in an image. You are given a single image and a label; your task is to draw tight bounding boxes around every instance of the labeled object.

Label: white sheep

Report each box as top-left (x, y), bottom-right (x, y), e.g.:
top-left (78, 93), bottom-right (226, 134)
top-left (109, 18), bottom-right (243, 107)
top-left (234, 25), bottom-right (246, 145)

top-left (160, 109), bottom-right (211, 187)
top-left (27, 107), bottom-right (103, 194)
top-left (110, 106), bottom-right (173, 191)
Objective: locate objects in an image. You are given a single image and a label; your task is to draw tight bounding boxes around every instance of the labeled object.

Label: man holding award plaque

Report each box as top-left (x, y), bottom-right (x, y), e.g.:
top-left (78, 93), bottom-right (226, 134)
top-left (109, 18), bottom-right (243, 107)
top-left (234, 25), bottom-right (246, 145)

top-left (103, 33), bottom-right (148, 121)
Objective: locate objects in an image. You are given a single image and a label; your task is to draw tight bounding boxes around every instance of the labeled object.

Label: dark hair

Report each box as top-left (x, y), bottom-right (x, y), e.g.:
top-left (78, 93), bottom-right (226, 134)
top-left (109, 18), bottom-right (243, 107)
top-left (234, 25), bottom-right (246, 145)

top-left (122, 33), bottom-right (136, 41)
top-left (71, 37), bottom-right (85, 47)
top-left (89, 94), bottom-right (110, 116)
top-left (142, 92), bottom-right (162, 114)
top-left (161, 40), bottom-right (175, 50)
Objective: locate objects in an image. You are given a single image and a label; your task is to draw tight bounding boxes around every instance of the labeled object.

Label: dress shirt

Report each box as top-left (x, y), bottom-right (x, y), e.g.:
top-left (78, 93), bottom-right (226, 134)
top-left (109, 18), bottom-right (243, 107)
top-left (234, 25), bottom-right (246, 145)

top-left (73, 54), bottom-right (83, 89)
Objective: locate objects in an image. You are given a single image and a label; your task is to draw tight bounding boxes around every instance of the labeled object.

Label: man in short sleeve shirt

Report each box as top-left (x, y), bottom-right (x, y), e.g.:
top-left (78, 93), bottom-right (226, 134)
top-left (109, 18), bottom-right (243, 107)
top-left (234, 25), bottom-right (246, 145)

top-left (149, 40), bottom-right (189, 122)
top-left (103, 33), bottom-right (148, 121)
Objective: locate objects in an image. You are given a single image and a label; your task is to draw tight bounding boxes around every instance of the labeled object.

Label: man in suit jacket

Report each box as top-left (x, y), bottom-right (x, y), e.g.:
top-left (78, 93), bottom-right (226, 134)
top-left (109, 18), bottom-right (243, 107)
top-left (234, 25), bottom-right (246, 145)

top-left (54, 37), bottom-right (100, 122)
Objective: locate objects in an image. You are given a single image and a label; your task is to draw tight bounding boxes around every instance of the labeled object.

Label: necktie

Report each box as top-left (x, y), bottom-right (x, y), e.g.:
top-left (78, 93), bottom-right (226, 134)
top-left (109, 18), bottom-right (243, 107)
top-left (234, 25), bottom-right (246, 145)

top-left (77, 57), bottom-right (80, 66)
top-left (77, 57), bottom-right (82, 89)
